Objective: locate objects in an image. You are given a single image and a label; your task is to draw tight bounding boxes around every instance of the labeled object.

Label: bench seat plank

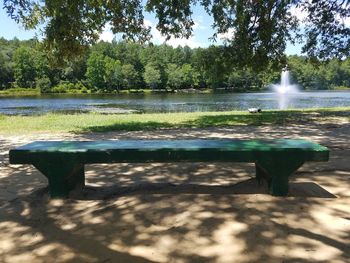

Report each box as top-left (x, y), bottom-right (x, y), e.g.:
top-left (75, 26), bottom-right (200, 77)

top-left (10, 139), bottom-right (328, 163)
top-left (9, 139), bottom-right (329, 198)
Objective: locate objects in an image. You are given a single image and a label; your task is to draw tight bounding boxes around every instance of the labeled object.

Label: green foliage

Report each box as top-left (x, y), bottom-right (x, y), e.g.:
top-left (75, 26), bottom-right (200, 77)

top-left (288, 56), bottom-right (350, 90)
top-left (333, 86), bottom-right (350, 91)
top-left (34, 48), bottom-right (50, 79)
top-left (36, 76), bottom-right (51, 93)
top-left (86, 52), bottom-right (106, 89)
top-left (180, 64), bottom-right (199, 88)
top-left (301, 0), bottom-right (350, 60)
top-left (0, 87), bottom-right (40, 96)
top-left (4, 0), bottom-right (150, 61)
top-left (0, 52), bottom-right (13, 88)
top-left (192, 46), bottom-right (230, 89)
top-left (104, 57), bottom-right (123, 91)
top-left (143, 63), bottom-right (161, 89)
top-left (61, 56), bottom-right (88, 82)
top-left (5, 1), bottom-right (349, 68)
top-left (13, 46), bottom-right (36, 88)
top-left (122, 64), bottom-right (139, 89)
top-left (51, 81), bottom-right (89, 94)
top-left (214, 1), bottom-right (296, 71)
top-left (227, 69), bottom-right (261, 91)
top-left (0, 38), bottom-right (349, 93)
top-left (166, 64), bottom-right (183, 90)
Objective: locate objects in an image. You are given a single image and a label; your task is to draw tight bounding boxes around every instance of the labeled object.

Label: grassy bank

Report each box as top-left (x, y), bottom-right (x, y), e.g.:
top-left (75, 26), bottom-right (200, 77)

top-left (0, 88), bottom-right (40, 96)
top-left (0, 107), bottom-right (349, 134)
top-left (1, 87), bottom-right (349, 96)
top-left (0, 88), bottom-right (214, 96)
top-left (332, 86), bottom-right (350, 91)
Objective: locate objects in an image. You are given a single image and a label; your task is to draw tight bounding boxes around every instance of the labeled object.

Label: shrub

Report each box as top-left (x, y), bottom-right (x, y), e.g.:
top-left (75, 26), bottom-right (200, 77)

top-left (36, 77), bottom-right (52, 93)
top-left (51, 81), bottom-right (91, 93)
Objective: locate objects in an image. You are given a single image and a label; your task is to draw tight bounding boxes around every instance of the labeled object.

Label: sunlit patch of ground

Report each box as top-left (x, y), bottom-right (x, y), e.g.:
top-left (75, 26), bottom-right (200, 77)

top-left (0, 123), bottom-right (349, 262)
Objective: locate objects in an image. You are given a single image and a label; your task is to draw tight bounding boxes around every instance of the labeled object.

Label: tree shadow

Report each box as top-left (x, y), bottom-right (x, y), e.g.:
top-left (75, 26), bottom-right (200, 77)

top-left (1, 178), bottom-right (348, 262)
top-left (186, 110), bottom-right (350, 127)
top-left (82, 121), bottom-right (175, 133)
top-left (1, 119), bottom-right (349, 262)
top-left (1, 160), bottom-right (348, 262)
top-left (79, 109), bottom-right (350, 133)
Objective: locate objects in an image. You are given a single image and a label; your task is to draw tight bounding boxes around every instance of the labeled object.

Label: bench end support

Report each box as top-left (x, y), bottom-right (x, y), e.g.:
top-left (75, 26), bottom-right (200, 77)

top-left (33, 161), bottom-right (85, 198)
top-left (256, 155), bottom-right (304, 196)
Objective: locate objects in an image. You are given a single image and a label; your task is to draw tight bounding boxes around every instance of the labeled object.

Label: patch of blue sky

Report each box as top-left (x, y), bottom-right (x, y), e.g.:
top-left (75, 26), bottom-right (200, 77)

top-left (0, 4), bottom-right (303, 55)
top-left (0, 8), bottom-right (39, 40)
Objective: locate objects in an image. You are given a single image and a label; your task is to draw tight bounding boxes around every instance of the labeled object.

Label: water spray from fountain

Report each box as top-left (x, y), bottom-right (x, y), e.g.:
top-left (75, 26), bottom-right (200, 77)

top-left (271, 68), bottom-right (300, 109)
top-left (271, 69), bottom-right (299, 94)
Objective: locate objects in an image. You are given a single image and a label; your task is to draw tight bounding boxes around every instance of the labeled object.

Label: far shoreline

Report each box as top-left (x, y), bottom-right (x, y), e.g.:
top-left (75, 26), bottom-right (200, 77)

top-left (1, 86), bottom-right (350, 97)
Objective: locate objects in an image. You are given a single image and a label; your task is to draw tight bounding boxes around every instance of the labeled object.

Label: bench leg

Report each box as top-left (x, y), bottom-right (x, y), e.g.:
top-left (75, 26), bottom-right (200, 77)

top-left (255, 163), bottom-right (269, 185)
top-left (33, 161), bottom-right (85, 198)
top-left (256, 155), bottom-right (304, 196)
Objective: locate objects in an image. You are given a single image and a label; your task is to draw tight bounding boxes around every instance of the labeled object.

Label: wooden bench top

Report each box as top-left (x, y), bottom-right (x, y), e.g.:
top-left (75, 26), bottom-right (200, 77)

top-left (10, 139), bottom-right (329, 164)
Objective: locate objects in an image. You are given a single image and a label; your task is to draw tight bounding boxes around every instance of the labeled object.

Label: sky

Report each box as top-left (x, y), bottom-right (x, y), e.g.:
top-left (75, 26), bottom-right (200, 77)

top-left (0, 5), bottom-right (303, 55)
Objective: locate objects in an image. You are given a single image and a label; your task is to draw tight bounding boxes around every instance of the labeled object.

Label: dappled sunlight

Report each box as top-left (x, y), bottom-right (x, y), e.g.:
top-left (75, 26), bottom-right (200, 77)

top-left (0, 166), bottom-right (47, 204)
top-left (0, 122), bottom-right (349, 262)
top-left (85, 163), bottom-right (254, 187)
top-left (2, 193), bottom-right (349, 262)
top-left (292, 171), bottom-right (350, 198)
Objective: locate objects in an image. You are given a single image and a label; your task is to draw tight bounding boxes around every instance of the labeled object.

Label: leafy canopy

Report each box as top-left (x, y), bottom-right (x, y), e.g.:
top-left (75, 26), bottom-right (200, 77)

top-left (3, 0), bottom-right (350, 69)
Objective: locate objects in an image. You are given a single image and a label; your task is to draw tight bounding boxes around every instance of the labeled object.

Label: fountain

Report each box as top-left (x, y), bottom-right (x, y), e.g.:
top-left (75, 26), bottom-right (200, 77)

top-left (271, 69), bottom-right (299, 109)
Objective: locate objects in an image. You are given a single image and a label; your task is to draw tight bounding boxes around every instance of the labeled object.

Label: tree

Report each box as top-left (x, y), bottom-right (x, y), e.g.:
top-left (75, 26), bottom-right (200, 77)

top-left (287, 55), bottom-right (326, 90)
top-left (0, 52), bottom-right (13, 88)
top-left (122, 64), bottom-right (138, 89)
top-left (301, 0), bottom-right (350, 60)
top-left (104, 57), bottom-right (123, 92)
top-left (86, 51), bottom-right (106, 89)
top-left (34, 48), bottom-right (50, 79)
top-left (61, 54), bottom-right (88, 83)
top-left (4, 0), bottom-right (150, 60)
top-left (115, 41), bottom-right (143, 72)
top-left (340, 58), bottom-right (350, 87)
top-left (91, 41), bottom-right (116, 59)
top-left (192, 46), bottom-right (229, 89)
top-left (166, 64), bottom-right (183, 90)
top-left (227, 68), bottom-right (262, 91)
top-left (13, 46), bottom-right (36, 88)
top-left (4, 0), bottom-right (349, 68)
top-left (36, 76), bottom-right (52, 93)
top-left (143, 63), bottom-right (161, 89)
top-left (140, 44), bottom-right (168, 87)
top-left (180, 64), bottom-right (199, 88)
top-left (222, 0), bottom-right (297, 70)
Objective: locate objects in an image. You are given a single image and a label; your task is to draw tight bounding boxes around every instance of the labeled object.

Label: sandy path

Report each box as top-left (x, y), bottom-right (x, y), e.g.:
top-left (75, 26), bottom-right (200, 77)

top-left (0, 123), bottom-right (349, 263)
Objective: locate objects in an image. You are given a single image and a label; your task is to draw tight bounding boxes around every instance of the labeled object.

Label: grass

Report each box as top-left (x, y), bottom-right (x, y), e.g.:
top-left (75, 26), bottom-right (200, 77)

top-left (332, 86), bottom-right (350, 91)
top-left (0, 107), bottom-right (349, 134)
top-left (0, 88), bottom-right (40, 96)
top-left (0, 87), bottom-right (214, 96)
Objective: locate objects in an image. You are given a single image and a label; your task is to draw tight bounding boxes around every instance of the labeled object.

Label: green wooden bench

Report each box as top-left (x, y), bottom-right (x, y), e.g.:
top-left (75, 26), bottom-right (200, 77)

top-left (9, 139), bottom-right (329, 198)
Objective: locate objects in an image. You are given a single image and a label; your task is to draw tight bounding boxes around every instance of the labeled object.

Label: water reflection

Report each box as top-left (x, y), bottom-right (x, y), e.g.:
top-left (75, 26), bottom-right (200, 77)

top-left (274, 93), bottom-right (301, 110)
top-left (0, 91), bottom-right (349, 115)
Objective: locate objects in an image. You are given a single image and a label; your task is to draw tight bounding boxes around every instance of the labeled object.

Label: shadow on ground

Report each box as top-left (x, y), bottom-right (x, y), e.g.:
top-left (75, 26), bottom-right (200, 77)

top-left (1, 121), bottom-right (350, 262)
top-left (1, 162), bottom-right (349, 262)
top-left (1, 170), bottom-right (349, 263)
top-left (80, 109), bottom-right (350, 133)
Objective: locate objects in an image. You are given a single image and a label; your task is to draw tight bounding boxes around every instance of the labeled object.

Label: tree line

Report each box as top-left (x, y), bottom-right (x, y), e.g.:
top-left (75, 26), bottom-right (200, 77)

top-left (0, 37), bottom-right (349, 93)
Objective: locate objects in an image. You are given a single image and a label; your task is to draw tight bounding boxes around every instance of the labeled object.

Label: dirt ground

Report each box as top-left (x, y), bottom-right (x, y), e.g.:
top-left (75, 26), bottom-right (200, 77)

top-left (0, 123), bottom-right (349, 263)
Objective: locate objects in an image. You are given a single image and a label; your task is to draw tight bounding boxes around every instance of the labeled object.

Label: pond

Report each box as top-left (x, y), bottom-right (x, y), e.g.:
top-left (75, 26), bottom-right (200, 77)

top-left (0, 91), bottom-right (349, 115)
